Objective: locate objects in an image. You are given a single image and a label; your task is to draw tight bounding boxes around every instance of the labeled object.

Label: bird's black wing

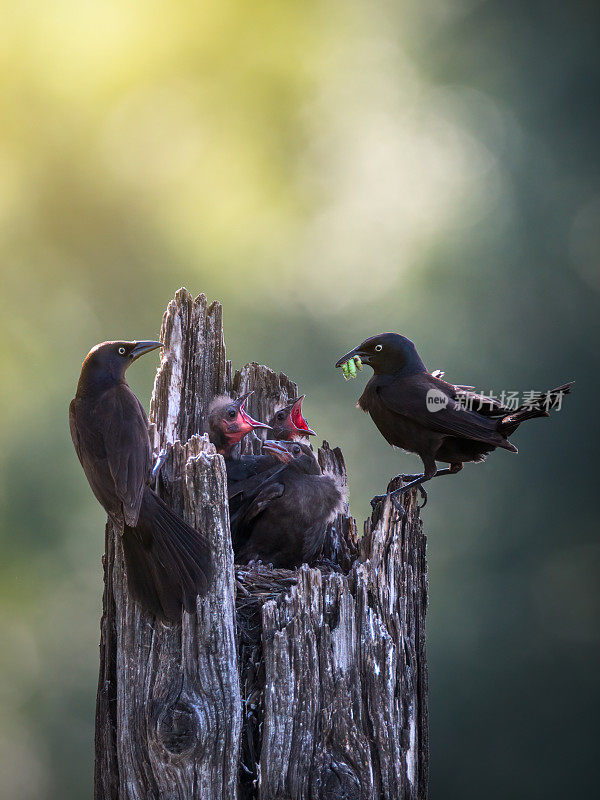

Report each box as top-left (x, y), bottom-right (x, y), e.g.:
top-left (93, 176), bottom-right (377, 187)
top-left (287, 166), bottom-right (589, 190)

top-left (237, 482), bottom-right (285, 524)
top-left (378, 373), bottom-right (516, 451)
top-left (450, 387), bottom-right (513, 417)
top-left (428, 372), bottom-right (511, 416)
top-left (228, 464), bottom-right (286, 501)
top-left (102, 384), bottom-right (153, 526)
top-left (430, 370), bottom-right (475, 391)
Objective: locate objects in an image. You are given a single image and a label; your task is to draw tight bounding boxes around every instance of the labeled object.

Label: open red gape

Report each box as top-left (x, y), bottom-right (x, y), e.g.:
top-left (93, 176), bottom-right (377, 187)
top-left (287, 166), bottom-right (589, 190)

top-left (239, 400), bottom-right (268, 430)
top-left (290, 397), bottom-right (315, 435)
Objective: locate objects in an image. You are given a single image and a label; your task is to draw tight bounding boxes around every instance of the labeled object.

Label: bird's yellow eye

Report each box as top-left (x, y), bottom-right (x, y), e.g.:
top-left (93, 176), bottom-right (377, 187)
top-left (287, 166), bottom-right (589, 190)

top-left (375, 344), bottom-right (383, 352)
top-left (118, 346), bottom-right (126, 356)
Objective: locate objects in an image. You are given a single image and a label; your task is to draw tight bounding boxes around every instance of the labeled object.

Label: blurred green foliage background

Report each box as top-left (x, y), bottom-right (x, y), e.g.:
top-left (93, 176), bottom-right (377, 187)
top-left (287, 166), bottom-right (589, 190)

top-left (1, 1), bottom-right (598, 797)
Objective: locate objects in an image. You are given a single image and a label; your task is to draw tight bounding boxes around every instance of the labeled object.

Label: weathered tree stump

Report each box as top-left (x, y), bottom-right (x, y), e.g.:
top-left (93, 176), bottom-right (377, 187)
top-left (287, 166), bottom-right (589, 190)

top-left (94, 288), bottom-right (428, 800)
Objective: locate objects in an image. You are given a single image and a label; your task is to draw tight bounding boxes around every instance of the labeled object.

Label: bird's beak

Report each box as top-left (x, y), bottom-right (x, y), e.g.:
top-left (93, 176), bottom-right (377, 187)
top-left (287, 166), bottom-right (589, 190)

top-left (131, 340), bottom-right (163, 361)
top-left (262, 440), bottom-right (294, 463)
top-left (235, 390), bottom-right (254, 408)
top-left (335, 346), bottom-right (369, 368)
top-left (290, 396), bottom-right (316, 436)
top-left (236, 392), bottom-right (273, 430)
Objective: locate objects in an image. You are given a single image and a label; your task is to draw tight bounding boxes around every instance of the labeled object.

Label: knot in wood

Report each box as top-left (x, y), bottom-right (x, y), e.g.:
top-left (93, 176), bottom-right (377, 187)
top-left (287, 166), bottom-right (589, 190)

top-left (318, 759), bottom-right (361, 800)
top-left (155, 698), bottom-right (206, 757)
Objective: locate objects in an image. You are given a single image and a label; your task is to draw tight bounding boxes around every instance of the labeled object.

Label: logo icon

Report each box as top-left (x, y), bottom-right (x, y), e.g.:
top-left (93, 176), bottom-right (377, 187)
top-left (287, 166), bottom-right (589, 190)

top-left (426, 388), bottom-right (448, 412)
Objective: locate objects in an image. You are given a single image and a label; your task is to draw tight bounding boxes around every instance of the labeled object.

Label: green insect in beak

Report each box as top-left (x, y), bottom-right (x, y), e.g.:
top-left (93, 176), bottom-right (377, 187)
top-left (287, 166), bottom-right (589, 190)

top-left (341, 355), bottom-right (362, 380)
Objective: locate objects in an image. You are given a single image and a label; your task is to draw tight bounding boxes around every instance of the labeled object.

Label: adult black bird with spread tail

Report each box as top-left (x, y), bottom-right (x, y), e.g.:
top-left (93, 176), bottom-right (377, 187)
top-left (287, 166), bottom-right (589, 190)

top-left (336, 333), bottom-right (573, 509)
top-left (234, 441), bottom-right (345, 568)
top-left (69, 340), bottom-right (212, 621)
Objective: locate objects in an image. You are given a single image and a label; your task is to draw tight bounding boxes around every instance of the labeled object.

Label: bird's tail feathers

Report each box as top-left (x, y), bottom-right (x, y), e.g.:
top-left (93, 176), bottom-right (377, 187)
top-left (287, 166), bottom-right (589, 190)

top-left (499, 381), bottom-right (573, 434)
top-left (123, 487), bottom-right (212, 621)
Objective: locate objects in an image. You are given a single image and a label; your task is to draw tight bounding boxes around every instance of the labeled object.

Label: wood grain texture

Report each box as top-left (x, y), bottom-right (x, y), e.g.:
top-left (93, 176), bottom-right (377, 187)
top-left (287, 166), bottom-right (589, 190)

top-left (317, 441), bottom-right (358, 572)
top-left (258, 489), bottom-right (427, 800)
top-left (150, 289), bottom-right (227, 450)
top-left (94, 288), bottom-right (428, 800)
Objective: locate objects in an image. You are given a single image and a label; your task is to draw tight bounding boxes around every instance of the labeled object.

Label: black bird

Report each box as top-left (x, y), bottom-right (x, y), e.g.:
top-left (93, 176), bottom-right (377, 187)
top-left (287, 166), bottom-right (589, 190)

top-left (336, 333), bottom-right (573, 508)
top-left (69, 340), bottom-right (212, 620)
top-left (208, 393), bottom-right (274, 482)
top-left (268, 395), bottom-right (316, 441)
top-left (234, 440), bottom-right (344, 568)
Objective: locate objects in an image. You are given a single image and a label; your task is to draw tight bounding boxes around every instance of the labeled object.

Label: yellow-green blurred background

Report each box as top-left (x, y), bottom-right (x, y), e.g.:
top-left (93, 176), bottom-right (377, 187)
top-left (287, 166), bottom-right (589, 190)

top-left (1, 1), bottom-right (598, 797)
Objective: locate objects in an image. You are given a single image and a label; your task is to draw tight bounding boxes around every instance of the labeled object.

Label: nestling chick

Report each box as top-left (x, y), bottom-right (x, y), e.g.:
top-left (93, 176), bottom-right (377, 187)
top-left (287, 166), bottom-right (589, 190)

top-left (234, 441), bottom-right (345, 568)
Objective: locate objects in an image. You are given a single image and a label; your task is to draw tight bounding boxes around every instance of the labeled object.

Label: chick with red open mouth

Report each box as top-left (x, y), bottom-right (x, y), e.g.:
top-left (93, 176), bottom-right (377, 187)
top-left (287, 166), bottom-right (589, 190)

top-left (268, 395), bottom-right (316, 442)
top-left (208, 392), bottom-right (271, 459)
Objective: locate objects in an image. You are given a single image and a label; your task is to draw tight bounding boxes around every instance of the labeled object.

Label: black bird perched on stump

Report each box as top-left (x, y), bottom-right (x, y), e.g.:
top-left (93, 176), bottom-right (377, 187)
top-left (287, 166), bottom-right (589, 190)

top-left (336, 332), bottom-right (573, 509)
top-left (268, 395), bottom-right (316, 441)
top-left (69, 340), bottom-right (212, 621)
top-left (234, 440), bottom-right (345, 568)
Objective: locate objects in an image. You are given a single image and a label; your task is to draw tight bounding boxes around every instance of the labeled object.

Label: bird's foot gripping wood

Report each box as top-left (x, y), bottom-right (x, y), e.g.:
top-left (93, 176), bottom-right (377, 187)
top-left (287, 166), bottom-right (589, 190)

top-left (401, 475), bottom-right (428, 508)
top-left (151, 447), bottom-right (168, 481)
top-left (385, 463), bottom-right (463, 512)
top-left (370, 493), bottom-right (387, 510)
top-left (388, 483), bottom-right (428, 514)
top-left (399, 472), bottom-right (423, 482)
top-left (372, 476), bottom-right (428, 514)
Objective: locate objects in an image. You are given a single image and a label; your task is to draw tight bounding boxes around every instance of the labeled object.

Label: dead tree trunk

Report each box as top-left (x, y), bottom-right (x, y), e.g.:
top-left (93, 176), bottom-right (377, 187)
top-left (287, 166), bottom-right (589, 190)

top-left (94, 288), bottom-right (428, 800)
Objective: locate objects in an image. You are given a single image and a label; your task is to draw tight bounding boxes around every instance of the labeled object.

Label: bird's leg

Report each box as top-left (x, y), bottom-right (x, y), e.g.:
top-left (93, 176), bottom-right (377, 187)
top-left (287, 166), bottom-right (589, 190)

top-left (383, 471), bottom-right (428, 506)
top-left (374, 459), bottom-right (459, 512)
top-left (427, 462), bottom-right (463, 479)
top-left (398, 473), bottom-right (429, 505)
top-left (152, 447), bottom-right (168, 480)
top-left (389, 462), bottom-right (463, 511)
top-left (389, 476), bottom-right (430, 513)
top-left (389, 457), bottom-right (438, 513)
top-left (415, 484), bottom-right (428, 508)
top-left (394, 476), bottom-right (428, 507)
top-left (372, 475), bottom-right (428, 511)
